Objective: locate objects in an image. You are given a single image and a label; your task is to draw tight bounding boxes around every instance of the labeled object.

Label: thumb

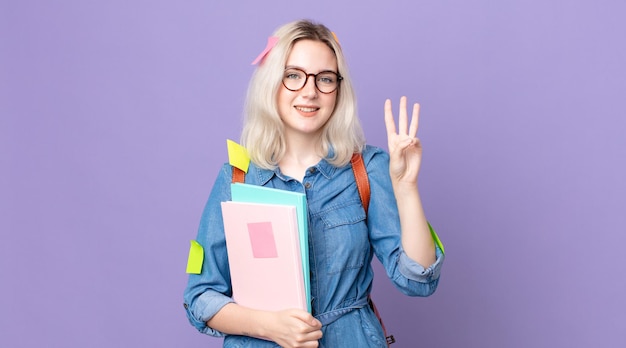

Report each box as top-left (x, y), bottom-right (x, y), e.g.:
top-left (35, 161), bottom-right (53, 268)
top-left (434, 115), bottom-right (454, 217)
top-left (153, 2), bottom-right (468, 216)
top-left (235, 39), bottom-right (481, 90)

top-left (310, 317), bottom-right (322, 328)
top-left (290, 310), bottom-right (321, 328)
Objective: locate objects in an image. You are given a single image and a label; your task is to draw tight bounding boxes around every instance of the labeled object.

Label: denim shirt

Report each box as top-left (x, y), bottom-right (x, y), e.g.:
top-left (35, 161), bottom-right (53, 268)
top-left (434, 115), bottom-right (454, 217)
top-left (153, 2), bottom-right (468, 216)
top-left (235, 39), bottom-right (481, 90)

top-left (184, 145), bottom-right (445, 347)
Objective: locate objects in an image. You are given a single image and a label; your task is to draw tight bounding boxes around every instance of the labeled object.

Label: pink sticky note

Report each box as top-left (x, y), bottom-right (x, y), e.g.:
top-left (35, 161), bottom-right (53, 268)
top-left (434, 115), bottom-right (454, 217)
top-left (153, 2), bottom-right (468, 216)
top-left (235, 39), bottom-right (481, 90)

top-left (247, 221), bottom-right (278, 258)
top-left (251, 36), bottom-right (279, 65)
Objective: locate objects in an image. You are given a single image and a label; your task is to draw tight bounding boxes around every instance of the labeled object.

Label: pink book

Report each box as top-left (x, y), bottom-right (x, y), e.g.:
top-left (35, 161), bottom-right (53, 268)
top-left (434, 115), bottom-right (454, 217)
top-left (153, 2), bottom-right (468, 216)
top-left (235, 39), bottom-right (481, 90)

top-left (221, 201), bottom-right (307, 311)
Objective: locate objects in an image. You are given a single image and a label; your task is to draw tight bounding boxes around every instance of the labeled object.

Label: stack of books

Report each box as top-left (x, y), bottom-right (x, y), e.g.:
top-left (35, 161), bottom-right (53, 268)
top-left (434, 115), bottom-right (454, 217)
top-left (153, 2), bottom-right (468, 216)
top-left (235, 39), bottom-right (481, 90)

top-left (221, 183), bottom-right (311, 312)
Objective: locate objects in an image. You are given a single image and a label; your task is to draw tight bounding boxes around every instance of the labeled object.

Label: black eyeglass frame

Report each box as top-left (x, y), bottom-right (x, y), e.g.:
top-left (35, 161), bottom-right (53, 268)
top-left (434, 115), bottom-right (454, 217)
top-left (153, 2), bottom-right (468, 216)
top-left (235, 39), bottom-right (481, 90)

top-left (281, 67), bottom-right (343, 94)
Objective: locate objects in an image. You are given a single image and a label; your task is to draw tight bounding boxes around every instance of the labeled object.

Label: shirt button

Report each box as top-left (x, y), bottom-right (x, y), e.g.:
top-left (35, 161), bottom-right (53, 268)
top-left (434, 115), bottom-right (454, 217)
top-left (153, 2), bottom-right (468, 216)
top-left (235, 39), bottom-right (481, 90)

top-left (304, 182), bottom-right (311, 189)
top-left (308, 167), bottom-right (316, 173)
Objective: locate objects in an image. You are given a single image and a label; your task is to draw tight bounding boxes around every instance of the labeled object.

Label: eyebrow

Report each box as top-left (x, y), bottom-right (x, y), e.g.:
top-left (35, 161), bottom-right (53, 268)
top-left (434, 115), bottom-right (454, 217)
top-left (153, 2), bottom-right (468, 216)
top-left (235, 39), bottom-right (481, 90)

top-left (284, 65), bottom-right (339, 74)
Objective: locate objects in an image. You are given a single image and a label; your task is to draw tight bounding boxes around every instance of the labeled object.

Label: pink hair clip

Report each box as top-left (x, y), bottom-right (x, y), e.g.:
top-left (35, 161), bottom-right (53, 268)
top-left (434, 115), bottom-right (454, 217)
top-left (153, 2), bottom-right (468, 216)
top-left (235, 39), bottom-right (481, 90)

top-left (251, 36), bottom-right (279, 65)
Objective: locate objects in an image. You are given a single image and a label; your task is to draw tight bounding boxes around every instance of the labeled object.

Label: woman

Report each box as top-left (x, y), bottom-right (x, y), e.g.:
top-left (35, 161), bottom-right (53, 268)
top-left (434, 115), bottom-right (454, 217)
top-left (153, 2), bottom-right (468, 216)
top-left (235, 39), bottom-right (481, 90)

top-left (184, 19), bottom-right (444, 347)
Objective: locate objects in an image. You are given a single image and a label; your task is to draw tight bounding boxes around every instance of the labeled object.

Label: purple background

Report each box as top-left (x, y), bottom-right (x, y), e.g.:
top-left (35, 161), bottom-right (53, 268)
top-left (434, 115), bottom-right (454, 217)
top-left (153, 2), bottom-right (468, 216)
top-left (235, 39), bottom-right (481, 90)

top-left (2, 1), bottom-right (625, 347)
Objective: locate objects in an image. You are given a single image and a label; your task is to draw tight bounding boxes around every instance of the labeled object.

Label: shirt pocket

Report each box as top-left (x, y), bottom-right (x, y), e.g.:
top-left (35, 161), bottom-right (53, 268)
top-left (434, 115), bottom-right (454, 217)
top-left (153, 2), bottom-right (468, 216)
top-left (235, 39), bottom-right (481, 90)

top-left (318, 200), bottom-right (368, 274)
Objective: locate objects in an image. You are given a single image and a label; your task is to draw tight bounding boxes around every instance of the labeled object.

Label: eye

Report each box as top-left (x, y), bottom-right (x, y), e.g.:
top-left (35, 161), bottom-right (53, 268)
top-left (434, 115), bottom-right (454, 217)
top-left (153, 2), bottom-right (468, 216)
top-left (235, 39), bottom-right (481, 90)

top-left (284, 70), bottom-right (304, 80)
top-left (317, 73), bottom-right (336, 84)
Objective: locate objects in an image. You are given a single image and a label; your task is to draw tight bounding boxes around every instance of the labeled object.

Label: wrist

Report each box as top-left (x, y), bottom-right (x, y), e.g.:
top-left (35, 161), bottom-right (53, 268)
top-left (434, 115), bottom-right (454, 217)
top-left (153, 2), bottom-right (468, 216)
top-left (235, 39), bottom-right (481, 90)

top-left (392, 181), bottom-right (419, 195)
top-left (252, 310), bottom-right (273, 340)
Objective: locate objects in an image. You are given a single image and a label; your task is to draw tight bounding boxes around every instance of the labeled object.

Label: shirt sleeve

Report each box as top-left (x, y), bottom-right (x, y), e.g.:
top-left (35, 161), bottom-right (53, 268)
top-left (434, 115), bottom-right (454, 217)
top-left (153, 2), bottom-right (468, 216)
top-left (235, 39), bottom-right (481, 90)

top-left (183, 164), bottom-right (235, 337)
top-left (364, 146), bottom-right (445, 297)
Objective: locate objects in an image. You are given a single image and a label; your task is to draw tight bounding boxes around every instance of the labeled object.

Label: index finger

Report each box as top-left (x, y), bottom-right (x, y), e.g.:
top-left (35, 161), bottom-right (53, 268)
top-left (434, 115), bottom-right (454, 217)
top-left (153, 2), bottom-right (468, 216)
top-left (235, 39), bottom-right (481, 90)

top-left (384, 98), bottom-right (397, 137)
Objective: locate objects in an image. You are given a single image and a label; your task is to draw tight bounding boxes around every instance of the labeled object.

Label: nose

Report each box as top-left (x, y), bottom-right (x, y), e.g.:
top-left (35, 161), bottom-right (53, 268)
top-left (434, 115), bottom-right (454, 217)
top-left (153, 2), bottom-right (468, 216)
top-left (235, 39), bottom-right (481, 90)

top-left (301, 75), bottom-right (318, 98)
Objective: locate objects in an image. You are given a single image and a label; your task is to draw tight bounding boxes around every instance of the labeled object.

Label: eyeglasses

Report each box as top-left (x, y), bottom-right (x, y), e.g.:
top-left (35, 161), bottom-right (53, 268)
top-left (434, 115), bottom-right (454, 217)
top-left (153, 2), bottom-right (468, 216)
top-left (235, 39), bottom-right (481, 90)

top-left (282, 67), bottom-right (343, 94)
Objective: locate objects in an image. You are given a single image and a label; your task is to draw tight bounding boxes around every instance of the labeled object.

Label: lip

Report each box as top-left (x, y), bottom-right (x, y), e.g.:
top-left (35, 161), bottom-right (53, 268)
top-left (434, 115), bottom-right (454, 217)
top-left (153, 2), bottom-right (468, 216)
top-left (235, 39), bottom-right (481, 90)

top-left (294, 105), bottom-right (320, 115)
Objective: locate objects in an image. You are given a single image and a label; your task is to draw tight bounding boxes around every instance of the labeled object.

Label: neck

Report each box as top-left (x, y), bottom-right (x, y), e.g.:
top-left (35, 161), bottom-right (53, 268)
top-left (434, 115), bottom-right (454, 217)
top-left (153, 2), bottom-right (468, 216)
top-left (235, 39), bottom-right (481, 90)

top-left (279, 133), bottom-right (324, 180)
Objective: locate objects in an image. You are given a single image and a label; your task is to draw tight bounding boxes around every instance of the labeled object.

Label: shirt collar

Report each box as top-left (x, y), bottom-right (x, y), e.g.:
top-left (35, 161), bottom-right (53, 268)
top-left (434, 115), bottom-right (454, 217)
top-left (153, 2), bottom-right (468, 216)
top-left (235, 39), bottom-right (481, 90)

top-left (253, 166), bottom-right (277, 185)
top-left (250, 156), bottom-right (338, 184)
top-left (312, 158), bottom-right (336, 179)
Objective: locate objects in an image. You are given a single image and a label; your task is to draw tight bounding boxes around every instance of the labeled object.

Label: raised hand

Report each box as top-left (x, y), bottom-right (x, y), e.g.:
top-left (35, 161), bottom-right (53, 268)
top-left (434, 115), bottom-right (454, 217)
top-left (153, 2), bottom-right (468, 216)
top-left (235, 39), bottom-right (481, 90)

top-left (384, 96), bottom-right (423, 186)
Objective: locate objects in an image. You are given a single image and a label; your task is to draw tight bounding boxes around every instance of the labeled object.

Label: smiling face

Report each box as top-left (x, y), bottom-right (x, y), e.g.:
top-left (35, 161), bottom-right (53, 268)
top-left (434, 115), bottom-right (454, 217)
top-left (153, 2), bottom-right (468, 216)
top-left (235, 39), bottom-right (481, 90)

top-left (277, 39), bottom-right (338, 140)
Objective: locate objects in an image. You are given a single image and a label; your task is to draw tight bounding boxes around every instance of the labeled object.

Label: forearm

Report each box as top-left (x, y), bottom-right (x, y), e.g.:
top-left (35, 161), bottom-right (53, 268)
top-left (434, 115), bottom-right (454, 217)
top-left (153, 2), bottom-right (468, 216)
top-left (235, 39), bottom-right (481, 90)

top-left (393, 182), bottom-right (436, 267)
top-left (207, 303), bottom-right (323, 346)
top-left (207, 303), bottom-right (271, 340)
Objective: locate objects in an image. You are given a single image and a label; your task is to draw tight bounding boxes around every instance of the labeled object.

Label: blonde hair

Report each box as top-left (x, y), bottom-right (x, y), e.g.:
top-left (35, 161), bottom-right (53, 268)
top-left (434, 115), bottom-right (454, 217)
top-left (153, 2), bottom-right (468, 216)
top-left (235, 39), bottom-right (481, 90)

top-left (241, 19), bottom-right (365, 169)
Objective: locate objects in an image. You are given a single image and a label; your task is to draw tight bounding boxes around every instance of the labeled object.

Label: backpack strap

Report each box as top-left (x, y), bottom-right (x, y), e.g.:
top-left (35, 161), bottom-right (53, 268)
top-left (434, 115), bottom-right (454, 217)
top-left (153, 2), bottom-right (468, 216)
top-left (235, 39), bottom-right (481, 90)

top-left (351, 153), bottom-right (395, 346)
top-left (369, 298), bottom-right (396, 345)
top-left (350, 153), bottom-right (370, 215)
top-left (232, 166), bottom-right (245, 184)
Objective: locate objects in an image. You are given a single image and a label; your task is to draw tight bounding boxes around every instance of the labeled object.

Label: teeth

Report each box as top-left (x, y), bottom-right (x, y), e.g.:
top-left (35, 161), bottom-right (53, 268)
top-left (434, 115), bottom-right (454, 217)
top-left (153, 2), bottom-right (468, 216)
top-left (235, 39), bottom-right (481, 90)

top-left (296, 107), bottom-right (317, 112)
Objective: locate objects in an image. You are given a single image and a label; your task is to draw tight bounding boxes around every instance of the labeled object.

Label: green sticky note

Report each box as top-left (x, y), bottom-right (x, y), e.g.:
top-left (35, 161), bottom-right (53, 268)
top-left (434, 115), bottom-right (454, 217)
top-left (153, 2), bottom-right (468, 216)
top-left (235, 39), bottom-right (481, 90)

top-left (428, 222), bottom-right (445, 254)
top-left (186, 240), bottom-right (204, 274)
